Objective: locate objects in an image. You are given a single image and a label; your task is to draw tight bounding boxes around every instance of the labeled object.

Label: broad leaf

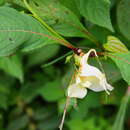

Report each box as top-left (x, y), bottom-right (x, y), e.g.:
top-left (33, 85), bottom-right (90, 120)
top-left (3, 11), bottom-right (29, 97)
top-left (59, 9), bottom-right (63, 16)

top-left (27, 44), bottom-right (60, 66)
top-left (75, 0), bottom-right (114, 31)
top-left (59, 0), bottom-right (81, 18)
top-left (39, 80), bottom-right (64, 102)
top-left (27, 0), bottom-right (87, 37)
top-left (110, 52), bottom-right (130, 85)
top-left (0, 7), bottom-right (55, 56)
top-left (0, 55), bottom-right (23, 82)
top-left (117, 0), bottom-right (130, 40)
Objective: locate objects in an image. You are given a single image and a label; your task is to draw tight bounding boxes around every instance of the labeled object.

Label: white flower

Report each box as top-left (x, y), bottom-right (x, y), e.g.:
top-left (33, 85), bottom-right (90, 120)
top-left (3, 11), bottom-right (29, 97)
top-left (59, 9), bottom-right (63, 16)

top-left (67, 49), bottom-right (113, 99)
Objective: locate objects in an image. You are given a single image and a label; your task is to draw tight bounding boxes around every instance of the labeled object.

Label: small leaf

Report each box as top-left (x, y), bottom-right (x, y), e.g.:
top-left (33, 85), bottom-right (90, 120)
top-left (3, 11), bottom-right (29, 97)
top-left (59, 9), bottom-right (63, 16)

top-left (39, 80), bottom-right (64, 102)
top-left (104, 36), bottom-right (129, 53)
top-left (0, 55), bottom-right (23, 82)
top-left (117, 0), bottom-right (130, 40)
top-left (75, 0), bottom-right (114, 31)
top-left (65, 55), bottom-right (73, 63)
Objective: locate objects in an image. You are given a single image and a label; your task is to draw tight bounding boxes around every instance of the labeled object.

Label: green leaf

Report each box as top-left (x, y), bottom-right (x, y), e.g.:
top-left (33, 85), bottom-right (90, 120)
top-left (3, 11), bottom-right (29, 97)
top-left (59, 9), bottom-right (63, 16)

top-left (0, 94), bottom-right (8, 109)
top-left (75, 0), bottom-right (114, 31)
top-left (117, 0), bottom-right (130, 40)
top-left (27, 0), bottom-right (87, 37)
top-left (0, 0), bottom-right (5, 5)
top-left (34, 107), bottom-right (55, 120)
top-left (20, 82), bottom-right (42, 103)
top-left (27, 44), bottom-right (60, 67)
top-left (67, 119), bottom-right (86, 130)
top-left (110, 52), bottom-right (130, 85)
top-left (7, 115), bottom-right (29, 130)
top-left (0, 76), bottom-right (14, 109)
top-left (103, 36), bottom-right (129, 53)
top-left (0, 55), bottom-right (23, 82)
top-left (37, 116), bottom-right (59, 130)
top-left (7, 0), bottom-right (26, 8)
top-left (67, 117), bottom-right (111, 130)
top-left (70, 92), bottom-right (101, 119)
top-left (0, 6), bottom-right (55, 56)
top-left (59, 0), bottom-right (81, 18)
top-left (39, 80), bottom-right (64, 102)
top-left (112, 90), bottom-right (130, 130)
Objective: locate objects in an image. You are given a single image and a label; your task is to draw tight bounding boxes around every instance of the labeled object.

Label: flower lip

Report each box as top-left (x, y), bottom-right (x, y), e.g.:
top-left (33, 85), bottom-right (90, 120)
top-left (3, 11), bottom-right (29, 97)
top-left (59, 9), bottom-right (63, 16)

top-left (67, 83), bottom-right (87, 99)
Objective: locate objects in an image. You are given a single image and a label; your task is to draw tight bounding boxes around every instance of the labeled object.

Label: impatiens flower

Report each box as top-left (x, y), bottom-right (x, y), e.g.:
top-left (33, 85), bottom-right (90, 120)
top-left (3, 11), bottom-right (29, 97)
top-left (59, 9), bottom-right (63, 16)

top-left (67, 49), bottom-right (114, 99)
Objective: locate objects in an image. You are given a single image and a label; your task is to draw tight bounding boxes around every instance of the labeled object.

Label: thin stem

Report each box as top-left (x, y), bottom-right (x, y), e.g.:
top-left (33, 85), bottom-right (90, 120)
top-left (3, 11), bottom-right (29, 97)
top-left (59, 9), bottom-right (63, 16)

top-left (42, 51), bottom-right (73, 68)
top-left (59, 96), bottom-right (70, 130)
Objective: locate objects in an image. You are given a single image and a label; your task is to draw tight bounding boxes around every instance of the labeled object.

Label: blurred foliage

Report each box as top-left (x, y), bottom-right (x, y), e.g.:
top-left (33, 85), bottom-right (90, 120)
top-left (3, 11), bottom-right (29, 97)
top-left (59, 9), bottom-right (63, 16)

top-left (0, 0), bottom-right (130, 130)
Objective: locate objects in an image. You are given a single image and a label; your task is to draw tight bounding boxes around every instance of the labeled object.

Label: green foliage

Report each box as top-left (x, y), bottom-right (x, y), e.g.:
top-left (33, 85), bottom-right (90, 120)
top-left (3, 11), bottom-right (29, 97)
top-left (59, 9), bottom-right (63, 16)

top-left (7, 115), bottom-right (29, 130)
top-left (104, 36), bottom-right (129, 53)
top-left (75, 0), bottom-right (114, 31)
top-left (110, 52), bottom-right (130, 85)
top-left (39, 80), bottom-right (64, 102)
top-left (27, 0), bottom-right (87, 38)
top-left (0, 75), bottom-right (14, 109)
top-left (27, 44), bottom-right (60, 66)
top-left (117, 0), bottom-right (130, 40)
top-left (0, 0), bottom-right (5, 5)
top-left (67, 117), bottom-right (111, 130)
top-left (70, 92), bottom-right (101, 119)
top-left (0, 6), bottom-right (55, 56)
top-left (0, 0), bottom-right (130, 130)
top-left (0, 55), bottom-right (23, 82)
top-left (113, 89), bottom-right (130, 130)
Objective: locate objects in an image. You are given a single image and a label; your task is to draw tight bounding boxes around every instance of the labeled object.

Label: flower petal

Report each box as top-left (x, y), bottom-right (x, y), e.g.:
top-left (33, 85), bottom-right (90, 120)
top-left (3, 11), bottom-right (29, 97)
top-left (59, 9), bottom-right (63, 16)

top-left (81, 76), bottom-right (106, 92)
top-left (67, 84), bottom-right (87, 99)
top-left (80, 64), bottom-right (102, 78)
